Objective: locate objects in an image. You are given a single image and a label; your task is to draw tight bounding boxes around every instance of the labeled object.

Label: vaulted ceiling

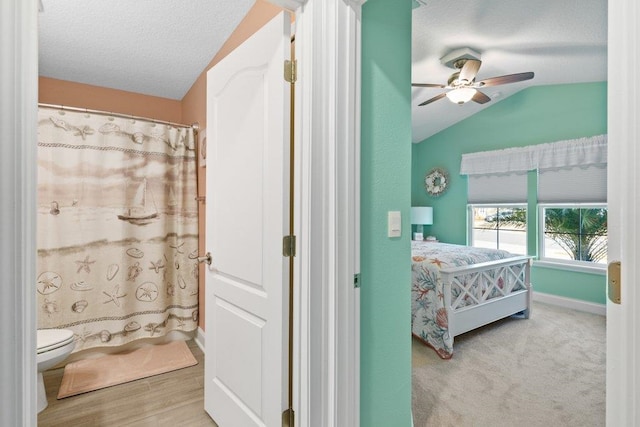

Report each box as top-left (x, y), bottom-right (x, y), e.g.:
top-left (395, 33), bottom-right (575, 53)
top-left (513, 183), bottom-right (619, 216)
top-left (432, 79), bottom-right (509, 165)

top-left (411, 0), bottom-right (607, 142)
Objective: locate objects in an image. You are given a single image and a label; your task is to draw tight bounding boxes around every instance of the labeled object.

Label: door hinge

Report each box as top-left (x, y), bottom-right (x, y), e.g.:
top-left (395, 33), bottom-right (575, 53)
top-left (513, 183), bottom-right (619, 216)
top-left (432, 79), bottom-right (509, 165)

top-left (284, 59), bottom-right (297, 83)
top-left (608, 261), bottom-right (621, 304)
top-left (282, 408), bottom-right (295, 427)
top-left (354, 273), bottom-right (360, 288)
top-left (283, 235), bottom-right (297, 257)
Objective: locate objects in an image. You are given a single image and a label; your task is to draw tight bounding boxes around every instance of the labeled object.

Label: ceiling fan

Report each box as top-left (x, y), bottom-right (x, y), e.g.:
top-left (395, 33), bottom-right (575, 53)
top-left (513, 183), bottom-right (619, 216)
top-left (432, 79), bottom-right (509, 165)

top-left (412, 48), bottom-right (534, 106)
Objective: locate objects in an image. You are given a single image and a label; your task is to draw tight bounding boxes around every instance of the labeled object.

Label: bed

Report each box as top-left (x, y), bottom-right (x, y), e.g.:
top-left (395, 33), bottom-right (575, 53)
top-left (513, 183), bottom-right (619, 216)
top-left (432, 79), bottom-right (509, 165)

top-left (411, 241), bottom-right (532, 359)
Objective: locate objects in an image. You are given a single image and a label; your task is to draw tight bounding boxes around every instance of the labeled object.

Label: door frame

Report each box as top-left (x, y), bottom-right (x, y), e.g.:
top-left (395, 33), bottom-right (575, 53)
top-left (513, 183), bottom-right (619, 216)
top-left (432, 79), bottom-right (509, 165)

top-left (1, 0), bottom-right (39, 426)
top-left (606, 0), bottom-right (640, 424)
top-left (268, 0), bottom-right (365, 424)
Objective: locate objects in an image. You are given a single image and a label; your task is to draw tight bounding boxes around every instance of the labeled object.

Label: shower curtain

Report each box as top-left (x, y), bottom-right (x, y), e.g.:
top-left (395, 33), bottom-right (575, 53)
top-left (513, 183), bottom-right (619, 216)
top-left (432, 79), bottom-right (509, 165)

top-left (36, 107), bottom-right (199, 352)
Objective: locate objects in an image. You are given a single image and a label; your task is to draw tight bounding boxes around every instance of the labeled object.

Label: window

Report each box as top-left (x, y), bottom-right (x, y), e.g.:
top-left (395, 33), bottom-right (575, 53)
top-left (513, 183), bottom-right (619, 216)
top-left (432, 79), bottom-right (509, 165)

top-left (466, 171), bottom-right (527, 255)
top-left (469, 205), bottom-right (527, 255)
top-left (461, 135), bottom-right (607, 271)
top-left (539, 205), bottom-right (607, 265)
top-left (537, 163), bottom-right (607, 269)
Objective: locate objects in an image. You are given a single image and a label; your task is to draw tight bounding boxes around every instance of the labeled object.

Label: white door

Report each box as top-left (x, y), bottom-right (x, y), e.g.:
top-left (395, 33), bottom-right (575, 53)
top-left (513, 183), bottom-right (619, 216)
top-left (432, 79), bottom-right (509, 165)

top-left (204, 12), bottom-right (291, 427)
top-left (606, 1), bottom-right (640, 423)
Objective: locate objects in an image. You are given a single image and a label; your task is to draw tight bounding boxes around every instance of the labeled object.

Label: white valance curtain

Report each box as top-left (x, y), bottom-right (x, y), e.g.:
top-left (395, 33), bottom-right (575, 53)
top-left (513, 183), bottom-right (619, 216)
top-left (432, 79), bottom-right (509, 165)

top-left (460, 134), bottom-right (607, 175)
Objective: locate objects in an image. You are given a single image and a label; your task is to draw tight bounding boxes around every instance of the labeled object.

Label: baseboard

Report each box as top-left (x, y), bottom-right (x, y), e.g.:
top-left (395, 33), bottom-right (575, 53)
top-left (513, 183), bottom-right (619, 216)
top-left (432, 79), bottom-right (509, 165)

top-left (194, 327), bottom-right (205, 353)
top-left (533, 291), bottom-right (606, 316)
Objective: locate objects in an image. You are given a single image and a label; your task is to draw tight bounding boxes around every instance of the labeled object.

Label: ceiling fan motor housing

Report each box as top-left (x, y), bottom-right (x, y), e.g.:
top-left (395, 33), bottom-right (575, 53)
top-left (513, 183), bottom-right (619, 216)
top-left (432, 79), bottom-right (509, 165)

top-left (440, 47), bottom-right (481, 69)
top-left (448, 72), bottom-right (462, 87)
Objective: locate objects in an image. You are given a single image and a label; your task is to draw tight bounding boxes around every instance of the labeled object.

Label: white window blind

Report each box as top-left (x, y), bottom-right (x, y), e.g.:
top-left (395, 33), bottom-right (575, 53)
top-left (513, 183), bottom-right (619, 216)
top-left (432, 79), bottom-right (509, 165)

top-left (538, 164), bottom-right (607, 203)
top-left (467, 172), bottom-right (528, 203)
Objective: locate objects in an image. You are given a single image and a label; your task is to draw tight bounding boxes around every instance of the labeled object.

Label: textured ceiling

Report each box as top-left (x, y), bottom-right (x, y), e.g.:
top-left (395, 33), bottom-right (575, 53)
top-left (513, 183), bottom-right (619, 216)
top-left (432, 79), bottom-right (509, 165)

top-left (412, 0), bottom-right (607, 142)
top-left (38, 1), bottom-right (607, 139)
top-left (38, 0), bottom-right (255, 100)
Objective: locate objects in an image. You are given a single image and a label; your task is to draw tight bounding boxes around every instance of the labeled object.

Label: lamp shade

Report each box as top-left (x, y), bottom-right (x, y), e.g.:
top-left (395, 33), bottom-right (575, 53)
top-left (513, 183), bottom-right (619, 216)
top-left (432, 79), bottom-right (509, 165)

top-left (411, 206), bottom-right (433, 225)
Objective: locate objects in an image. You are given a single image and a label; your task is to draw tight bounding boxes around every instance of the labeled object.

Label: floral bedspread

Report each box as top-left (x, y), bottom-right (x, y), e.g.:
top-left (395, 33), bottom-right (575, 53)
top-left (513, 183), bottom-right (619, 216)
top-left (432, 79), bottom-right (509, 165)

top-left (411, 241), bottom-right (517, 359)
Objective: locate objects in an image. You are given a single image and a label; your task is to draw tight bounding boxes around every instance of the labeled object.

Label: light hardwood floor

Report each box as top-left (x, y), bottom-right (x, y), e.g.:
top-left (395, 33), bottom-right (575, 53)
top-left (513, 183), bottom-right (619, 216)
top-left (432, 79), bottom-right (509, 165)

top-left (38, 340), bottom-right (217, 427)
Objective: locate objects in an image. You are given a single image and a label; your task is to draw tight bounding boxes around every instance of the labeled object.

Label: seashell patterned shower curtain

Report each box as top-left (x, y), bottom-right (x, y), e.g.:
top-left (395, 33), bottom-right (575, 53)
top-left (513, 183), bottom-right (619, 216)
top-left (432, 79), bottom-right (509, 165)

top-left (36, 107), bottom-right (199, 352)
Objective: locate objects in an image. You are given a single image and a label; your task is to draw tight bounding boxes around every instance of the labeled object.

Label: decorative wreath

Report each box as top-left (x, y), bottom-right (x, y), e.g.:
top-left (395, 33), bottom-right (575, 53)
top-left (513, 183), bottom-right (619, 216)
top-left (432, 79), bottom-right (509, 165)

top-left (424, 167), bottom-right (449, 197)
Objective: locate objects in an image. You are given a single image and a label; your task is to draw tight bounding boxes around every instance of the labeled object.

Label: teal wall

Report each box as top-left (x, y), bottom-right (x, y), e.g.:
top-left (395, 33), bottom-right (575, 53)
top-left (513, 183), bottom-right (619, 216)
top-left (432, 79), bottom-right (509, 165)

top-left (361, 0), bottom-right (413, 425)
top-left (412, 82), bottom-right (607, 304)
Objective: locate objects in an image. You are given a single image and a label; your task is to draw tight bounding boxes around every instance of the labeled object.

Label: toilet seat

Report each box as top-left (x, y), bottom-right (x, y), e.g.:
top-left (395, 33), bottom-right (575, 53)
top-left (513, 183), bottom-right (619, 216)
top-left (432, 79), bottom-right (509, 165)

top-left (37, 329), bottom-right (74, 354)
top-left (37, 328), bottom-right (76, 413)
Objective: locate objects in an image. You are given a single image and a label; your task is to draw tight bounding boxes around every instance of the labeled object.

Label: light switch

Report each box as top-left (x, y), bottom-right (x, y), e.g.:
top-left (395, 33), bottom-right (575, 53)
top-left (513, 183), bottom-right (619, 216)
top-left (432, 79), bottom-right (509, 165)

top-left (388, 211), bottom-right (401, 237)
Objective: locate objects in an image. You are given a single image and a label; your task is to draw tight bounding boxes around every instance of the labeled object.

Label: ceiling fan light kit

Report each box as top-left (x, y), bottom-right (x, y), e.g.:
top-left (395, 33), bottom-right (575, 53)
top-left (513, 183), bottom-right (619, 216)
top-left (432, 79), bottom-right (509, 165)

top-left (412, 47), bottom-right (534, 106)
top-left (446, 87), bottom-right (477, 104)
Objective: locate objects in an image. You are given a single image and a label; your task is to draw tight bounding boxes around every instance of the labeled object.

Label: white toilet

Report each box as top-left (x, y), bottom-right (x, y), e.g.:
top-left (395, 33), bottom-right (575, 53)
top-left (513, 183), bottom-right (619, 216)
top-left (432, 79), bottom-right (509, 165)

top-left (37, 329), bottom-right (75, 413)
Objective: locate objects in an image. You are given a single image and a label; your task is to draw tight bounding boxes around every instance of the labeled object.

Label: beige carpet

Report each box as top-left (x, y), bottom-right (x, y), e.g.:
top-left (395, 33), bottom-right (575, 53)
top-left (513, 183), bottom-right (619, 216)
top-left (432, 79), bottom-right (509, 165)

top-left (58, 340), bottom-right (198, 399)
top-left (412, 301), bottom-right (605, 427)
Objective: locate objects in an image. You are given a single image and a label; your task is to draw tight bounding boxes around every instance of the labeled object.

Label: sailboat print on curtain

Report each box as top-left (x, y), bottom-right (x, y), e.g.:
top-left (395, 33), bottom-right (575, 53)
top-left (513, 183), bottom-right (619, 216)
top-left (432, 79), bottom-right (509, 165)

top-left (118, 178), bottom-right (158, 225)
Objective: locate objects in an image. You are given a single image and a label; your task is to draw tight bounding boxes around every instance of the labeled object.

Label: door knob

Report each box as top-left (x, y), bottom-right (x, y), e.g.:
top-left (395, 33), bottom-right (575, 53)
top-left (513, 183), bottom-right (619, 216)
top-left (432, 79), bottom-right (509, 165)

top-left (197, 252), bottom-right (212, 265)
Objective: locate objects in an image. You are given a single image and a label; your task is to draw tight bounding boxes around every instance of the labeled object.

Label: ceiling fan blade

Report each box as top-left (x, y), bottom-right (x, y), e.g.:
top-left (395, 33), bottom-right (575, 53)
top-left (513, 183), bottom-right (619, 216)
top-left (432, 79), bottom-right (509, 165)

top-left (418, 92), bottom-right (447, 106)
top-left (412, 83), bottom-right (446, 88)
top-left (459, 59), bottom-right (481, 84)
top-left (471, 90), bottom-right (491, 104)
top-left (476, 71), bottom-right (534, 87)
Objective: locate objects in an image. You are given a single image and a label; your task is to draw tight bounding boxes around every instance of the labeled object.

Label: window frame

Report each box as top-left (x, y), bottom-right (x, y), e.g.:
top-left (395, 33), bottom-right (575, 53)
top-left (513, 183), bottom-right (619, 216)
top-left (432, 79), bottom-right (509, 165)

top-left (467, 203), bottom-right (528, 255)
top-left (537, 203), bottom-right (607, 272)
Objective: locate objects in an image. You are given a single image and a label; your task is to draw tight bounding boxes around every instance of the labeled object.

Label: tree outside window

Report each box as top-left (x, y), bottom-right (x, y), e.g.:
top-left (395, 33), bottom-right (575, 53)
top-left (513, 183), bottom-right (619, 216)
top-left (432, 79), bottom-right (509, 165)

top-left (541, 206), bottom-right (607, 264)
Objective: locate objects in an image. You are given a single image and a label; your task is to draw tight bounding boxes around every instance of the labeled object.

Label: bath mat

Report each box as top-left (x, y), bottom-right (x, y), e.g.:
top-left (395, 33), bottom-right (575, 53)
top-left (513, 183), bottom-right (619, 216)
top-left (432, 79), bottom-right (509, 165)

top-left (57, 340), bottom-right (197, 399)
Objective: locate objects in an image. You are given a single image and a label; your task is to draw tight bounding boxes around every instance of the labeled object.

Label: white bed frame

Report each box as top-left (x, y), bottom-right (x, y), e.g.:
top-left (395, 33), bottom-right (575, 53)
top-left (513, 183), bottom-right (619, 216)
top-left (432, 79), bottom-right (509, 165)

top-left (440, 255), bottom-right (532, 339)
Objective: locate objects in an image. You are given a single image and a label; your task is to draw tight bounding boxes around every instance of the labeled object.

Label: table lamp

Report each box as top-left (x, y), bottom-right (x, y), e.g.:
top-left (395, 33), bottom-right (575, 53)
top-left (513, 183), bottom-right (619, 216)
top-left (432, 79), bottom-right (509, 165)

top-left (411, 206), bottom-right (433, 241)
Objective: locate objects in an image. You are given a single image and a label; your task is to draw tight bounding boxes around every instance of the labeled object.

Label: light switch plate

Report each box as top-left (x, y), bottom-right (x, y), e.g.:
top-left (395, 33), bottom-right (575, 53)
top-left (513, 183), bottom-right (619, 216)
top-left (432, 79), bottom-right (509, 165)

top-left (388, 211), bottom-right (401, 237)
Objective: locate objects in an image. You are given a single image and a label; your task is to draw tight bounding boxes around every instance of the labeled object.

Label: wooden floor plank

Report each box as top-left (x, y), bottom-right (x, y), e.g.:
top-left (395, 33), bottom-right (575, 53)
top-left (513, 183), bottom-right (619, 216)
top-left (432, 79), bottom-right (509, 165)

top-left (38, 340), bottom-right (217, 427)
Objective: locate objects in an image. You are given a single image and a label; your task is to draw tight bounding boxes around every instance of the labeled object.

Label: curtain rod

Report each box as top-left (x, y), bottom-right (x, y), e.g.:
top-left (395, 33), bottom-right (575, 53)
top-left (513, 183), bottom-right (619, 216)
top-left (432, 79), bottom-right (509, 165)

top-left (38, 103), bottom-right (199, 130)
